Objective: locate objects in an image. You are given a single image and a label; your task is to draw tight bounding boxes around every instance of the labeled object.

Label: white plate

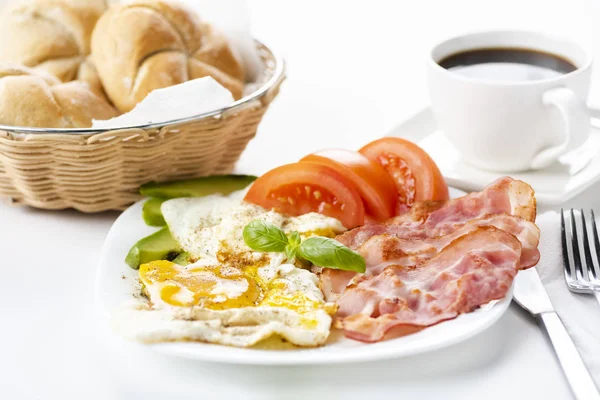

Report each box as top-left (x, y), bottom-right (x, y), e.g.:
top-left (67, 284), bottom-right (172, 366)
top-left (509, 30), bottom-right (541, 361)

top-left (387, 108), bottom-right (600, 205)
top-left (94, 188), bottom-right (512, 365)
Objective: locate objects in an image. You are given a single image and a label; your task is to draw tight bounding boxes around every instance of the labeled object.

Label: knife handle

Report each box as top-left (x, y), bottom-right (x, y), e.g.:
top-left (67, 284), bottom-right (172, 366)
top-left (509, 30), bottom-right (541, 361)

top-left (537, 311), bottom-right (600, 399)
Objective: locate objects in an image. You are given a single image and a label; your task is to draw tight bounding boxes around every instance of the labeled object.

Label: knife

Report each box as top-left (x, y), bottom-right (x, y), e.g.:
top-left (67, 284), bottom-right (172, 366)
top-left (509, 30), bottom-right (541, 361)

top-left (513, 268), bottom-right (600, 399)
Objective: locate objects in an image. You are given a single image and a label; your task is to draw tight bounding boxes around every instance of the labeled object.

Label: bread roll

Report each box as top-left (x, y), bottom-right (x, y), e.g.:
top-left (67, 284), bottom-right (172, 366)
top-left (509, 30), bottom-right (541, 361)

top-left (0, 0), bottom-right (108, 81)
top-left (76, 56), bottom-right (108, 100)
top-left (0, 65), bottom-right (117, 128)
top-left (91, 0), bottom-right (245, 113)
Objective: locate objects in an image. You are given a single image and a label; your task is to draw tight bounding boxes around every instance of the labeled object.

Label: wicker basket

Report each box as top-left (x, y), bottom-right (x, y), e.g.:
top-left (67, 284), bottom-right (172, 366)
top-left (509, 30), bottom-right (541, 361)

top-left (0, 41), bottom-right (284, 212)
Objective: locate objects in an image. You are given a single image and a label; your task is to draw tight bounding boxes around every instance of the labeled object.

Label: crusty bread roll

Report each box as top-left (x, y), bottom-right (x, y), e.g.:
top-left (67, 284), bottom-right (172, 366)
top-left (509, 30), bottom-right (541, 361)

top-left (91, 0), bottom-right (245, 113)
top-left (0, 65), bottom-right (118, 128)
top-left (0, 0), bottom-right (108, 83)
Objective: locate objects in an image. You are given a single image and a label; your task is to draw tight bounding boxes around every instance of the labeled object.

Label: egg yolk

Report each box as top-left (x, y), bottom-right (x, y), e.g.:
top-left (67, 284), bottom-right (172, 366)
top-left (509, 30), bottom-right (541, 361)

top-left (301, 228), bottom-right (338, 239)
top-left (139, 260), bottom-right (326, 318)
top-left (139, 260), bottom-right (261, 309)
top-left (259, 281), bottom-right (321, 314)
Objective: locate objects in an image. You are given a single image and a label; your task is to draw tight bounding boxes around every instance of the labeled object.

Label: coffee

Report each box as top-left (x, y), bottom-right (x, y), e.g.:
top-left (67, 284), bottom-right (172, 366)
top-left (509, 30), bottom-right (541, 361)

top-left (438, 48), bottom-right (577, 82)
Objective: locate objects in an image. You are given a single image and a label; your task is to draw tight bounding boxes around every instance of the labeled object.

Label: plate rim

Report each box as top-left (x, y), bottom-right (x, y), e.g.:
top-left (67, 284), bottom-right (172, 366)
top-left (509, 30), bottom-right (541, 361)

top-left (94, 187), bottom-right (513, 366)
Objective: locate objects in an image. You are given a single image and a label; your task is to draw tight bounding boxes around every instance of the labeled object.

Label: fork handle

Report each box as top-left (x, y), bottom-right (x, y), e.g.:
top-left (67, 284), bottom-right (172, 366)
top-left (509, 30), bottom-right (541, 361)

top-left (537, 311), bottom-right (600, 399)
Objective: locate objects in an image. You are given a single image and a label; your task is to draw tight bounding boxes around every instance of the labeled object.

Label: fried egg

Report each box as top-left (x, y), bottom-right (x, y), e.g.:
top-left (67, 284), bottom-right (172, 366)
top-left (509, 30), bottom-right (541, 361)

top-left (113, 192), bottom-right (347, 348)
top-left (159, 194), bottom-right (346, 260)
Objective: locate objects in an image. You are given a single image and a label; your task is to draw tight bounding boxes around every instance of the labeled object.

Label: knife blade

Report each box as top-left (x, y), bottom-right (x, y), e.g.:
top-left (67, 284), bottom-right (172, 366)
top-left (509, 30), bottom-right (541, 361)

top-left (513, 268), bottom-right (599, 399)
top-left (513, 268), bottom-right (553, 314)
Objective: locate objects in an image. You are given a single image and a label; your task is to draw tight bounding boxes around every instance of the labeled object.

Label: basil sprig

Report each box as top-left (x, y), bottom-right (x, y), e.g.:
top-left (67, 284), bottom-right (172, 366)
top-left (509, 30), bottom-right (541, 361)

top-left (242, 221), bottom-right (366, 273)
top-left (243, 220), bottom-right (289, 252)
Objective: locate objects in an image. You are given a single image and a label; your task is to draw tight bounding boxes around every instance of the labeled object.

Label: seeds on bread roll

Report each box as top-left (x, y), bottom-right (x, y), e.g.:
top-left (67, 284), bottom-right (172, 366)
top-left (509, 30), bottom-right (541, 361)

top-left (0, 0), bottom-right (108, 82)
top-left (91, 0), bottom-right (245, 113)
top-left (0, 65), bottom-right (118, 128)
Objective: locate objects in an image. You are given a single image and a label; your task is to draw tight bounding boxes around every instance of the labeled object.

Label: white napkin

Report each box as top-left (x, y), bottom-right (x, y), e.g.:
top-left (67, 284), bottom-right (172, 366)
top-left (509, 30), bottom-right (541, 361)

top-left (91, 77), bottom-right (234, 129)
top-left (536, 212), bottom-right (600, 385)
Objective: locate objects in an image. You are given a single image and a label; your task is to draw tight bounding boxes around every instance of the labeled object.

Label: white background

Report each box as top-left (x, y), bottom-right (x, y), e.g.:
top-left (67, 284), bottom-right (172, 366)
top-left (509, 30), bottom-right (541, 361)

top-left (2, 0), bottom-right (600, 399)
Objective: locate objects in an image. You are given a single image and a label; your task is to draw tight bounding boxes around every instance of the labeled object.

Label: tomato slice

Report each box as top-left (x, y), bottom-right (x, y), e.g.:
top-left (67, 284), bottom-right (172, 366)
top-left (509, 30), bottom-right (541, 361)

top-left (359, 137), bottom-right (449, 214)
top-left (300, 149), bottom-right (397, 222)
top-left (244, 163), bottom-right (365, 228)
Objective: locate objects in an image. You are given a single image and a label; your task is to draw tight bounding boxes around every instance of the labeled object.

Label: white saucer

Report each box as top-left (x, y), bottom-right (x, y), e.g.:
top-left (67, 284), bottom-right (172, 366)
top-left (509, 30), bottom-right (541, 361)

top-left (386, 108), bottom-right (600, 205)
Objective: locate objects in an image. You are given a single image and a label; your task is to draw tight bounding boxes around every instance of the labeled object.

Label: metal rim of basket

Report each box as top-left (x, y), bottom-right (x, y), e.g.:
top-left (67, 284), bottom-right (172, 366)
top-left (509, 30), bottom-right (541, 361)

top-left (0, 39), bottom-right (285, 135)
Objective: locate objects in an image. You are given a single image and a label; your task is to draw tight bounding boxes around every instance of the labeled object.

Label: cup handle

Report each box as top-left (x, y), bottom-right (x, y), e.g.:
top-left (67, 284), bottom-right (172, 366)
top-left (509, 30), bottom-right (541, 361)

top-left (530, 87), bottom-right (590, 170)
top-left (588, 107), bottom-right (600, 120)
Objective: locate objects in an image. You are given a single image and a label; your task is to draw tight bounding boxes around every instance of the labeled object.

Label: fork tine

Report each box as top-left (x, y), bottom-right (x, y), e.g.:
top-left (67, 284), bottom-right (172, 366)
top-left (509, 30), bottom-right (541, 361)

top-left (589, 210), bottom-right (600, 281)
top-left (561, 209), bottom-right (574, 281)
top-left (570, 209), bottom-right (585, 280)
top-left (579, 209), bottom-right (594, 281)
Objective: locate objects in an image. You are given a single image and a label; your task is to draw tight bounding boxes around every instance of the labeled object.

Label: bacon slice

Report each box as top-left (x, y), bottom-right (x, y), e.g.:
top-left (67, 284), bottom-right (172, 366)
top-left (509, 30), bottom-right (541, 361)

top-left (337, 176), bottom-right (536, 249)
top-left (321, 214), bottom-right (539, 302)
top-left (317, 177), bottom-right (540, 342)
top-left (337, 227), bottom-right (522, 342)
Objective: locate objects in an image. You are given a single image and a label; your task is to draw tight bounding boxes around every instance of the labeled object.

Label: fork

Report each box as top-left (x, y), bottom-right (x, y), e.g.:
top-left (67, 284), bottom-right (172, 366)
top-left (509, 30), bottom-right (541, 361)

top-left (561, 209), bottom-right (600, 305)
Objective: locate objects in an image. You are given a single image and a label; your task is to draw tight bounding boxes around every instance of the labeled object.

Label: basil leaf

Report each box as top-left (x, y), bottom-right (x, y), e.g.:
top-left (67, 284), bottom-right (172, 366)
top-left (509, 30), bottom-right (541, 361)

top-left (285, 231), bottom-right (301, 261)
top-left (285, 246), bottom-right (297, 261)
top-left (243, 221), bottom-right (289, 252)
top-left (288, 231), bottom-right (301, 248)
top-left (298, 236), bottom-right (366, 273)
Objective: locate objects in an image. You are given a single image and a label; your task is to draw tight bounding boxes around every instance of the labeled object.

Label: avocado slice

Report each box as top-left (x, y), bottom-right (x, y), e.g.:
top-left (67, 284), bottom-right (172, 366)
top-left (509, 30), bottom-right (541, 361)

top-left (172, 252), bottom-right (192, 266)
top-left (142, 198), bottom-right (166, 227)
top-left (140, 174), bottom-right (257, 199)
top-left (125, 227), bottom-right (182, 270)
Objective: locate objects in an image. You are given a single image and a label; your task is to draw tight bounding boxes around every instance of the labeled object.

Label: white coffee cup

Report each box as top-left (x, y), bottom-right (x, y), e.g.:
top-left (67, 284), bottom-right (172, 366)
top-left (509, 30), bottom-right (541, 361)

top-left (427, 31), bottom-right (593, 172)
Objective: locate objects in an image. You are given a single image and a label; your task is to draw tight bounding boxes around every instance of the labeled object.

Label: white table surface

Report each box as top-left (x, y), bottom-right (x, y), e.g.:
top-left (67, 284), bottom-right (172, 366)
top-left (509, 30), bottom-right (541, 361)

top-left (2, 0), bottom-right (600, 399)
